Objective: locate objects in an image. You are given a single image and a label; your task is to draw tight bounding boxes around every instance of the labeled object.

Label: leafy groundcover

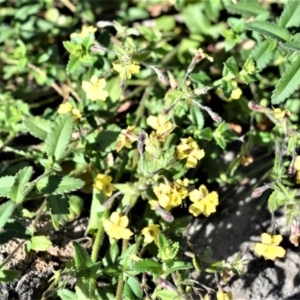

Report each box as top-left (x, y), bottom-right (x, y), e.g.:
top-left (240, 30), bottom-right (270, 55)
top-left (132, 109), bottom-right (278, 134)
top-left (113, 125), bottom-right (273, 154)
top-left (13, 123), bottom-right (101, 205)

top-left (1, 0), bottom-right (300, 299)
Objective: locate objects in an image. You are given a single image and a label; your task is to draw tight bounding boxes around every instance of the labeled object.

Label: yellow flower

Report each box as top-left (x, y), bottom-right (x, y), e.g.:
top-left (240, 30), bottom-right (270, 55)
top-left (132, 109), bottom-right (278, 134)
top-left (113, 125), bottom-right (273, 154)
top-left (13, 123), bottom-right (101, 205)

top-left (216, 289), bottom-right (233, 300)
top-left (153, 183), bottom-right (182, 211)
top-left (254, 233), bottom-right (286, 260)
top-left (58, 103), bottom-right (72, 114)
top-left (293, 156), bottom-right (300, 184)
top-left (229, 81), bottom-right (242, 101)
top-left (93, 174), bottom-right (116, 197)
top-left (58, 103), bottom-right (82, 120)
top-left (189, 185), bottom-right (219, 217)
top-left (177, 137), bottom-right (205, 168)
top-left (116, 126), bottom-right (137, 152)
top-left (273, 108), bottom-right (291, 120)
top-left (102, 212), bottom-right (133, 240)
top-left (71, 25), bottom-right (97, 39)
top-left (71, 108), bottom-right (82, 120)
top-left (149, 200), bottom-right (159, 210)
top-left (81, 75), bottom-right (109, 101)
top-left (174, 178), bottom-right (189, 200)
top-left (142, 224), bottom-right (160, 244)
top-left (113, 61), bottom-right (140, 79)
top-left (147, 115), bottom-right (173, 137)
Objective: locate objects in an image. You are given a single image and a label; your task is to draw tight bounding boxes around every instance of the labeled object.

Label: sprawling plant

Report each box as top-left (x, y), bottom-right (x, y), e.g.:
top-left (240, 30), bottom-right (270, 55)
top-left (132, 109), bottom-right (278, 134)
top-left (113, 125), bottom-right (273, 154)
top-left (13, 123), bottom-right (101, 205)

top-left (1, 0), bottom-right (300, 299)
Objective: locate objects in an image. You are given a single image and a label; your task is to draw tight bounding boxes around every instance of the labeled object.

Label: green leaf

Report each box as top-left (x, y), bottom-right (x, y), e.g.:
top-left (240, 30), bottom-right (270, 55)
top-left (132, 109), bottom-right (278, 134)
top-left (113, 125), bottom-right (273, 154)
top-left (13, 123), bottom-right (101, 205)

top-left (225, 2), bottom-right (267, 17)
top-left (103, 242), bottom-right (120, 267)
top-left (278, 0), bottom-right (300, 28)
top-left (189, 106), bottom-right (204, 130)
top-left (268, 190), bottom-right (286, 211)
top-left (280, 41), bottom-right (300, 53)
top-left (222, 56), bottom-right (239, 79)
top-left (73, 241), bottom-right (94, 269)
top-left (9, 166), bottom-right (33, 203)
top-left (29, 235), bottom-right (52, 251)
top-left (68, 195), bottom-right (84, 221)
top-left (86, 191), bottom-right (105, 234)
top-left (48, 195), bottom-right (69, 230)
top-left (251, 40), bottom-right (276, 70)
top-left (23, 116), bottom-right (52, 141)
top-left (66, 55), bottom-right (82, 74)
top-left (0, 201), bottom-right (16, 230)
top-left (246, 21), bottom-right (291, 42)
top-left (167, 261), bottom-right (193, 274)
top-left (57, 289), bottom-right (77, 300)
top-left (0, 176), bottom-right (15, 197)
top-left (197, 128), bottom-right (213, 140)
top-left (0, 269), bottom-right (20, 282)
top-left (156, 289), bottom-right (179, 300)
top-left (271, 56), bottom-right (300, 104)
top-left (123, 277), bottom-right (143, 299)
top-left (133, 259), bottom-right (163, 275)
top-left (206, 260), bottom-right (226, 273)
top-left (36, 175), bottom-right (84, 195)
top-left (45, 114), bottom-right (73, 161)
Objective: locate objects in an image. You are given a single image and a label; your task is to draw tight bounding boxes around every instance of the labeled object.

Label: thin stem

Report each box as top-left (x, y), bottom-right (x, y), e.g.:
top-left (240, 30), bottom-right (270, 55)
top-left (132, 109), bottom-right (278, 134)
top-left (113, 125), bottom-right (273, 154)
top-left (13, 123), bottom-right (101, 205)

top-left (91, 208), bottom-right (110, 263)
top-left (116, 239), bottom-right (129, 300)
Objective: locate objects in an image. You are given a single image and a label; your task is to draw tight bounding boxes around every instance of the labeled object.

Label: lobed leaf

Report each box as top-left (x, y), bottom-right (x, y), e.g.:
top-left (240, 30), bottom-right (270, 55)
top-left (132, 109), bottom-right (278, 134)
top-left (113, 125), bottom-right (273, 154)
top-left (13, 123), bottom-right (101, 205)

top-left (246, 21), bottom-right (291, 42)
top-left (45, 113), bottom-right (74, 161)
top-left (23, 116), bottom-right (52, 140)
top-left (271, 56), bottom-right (300, 104)
top-left (278, 0), bottom-right (300, 28)
top-left (36, 175), bottom-right (84, 195)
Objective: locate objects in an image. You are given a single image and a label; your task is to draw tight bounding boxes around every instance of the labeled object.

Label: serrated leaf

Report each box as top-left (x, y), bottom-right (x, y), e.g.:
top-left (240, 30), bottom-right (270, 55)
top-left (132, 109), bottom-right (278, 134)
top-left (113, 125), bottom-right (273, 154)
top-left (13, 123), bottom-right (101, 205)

top-left (45, 114), bottom-right (73, 161)
top-left (278, 0), bottom-right (300, 28)
top-left (66, 55), bottom-right (82, 74)
top-left (271, 56), bottom-right (300, 104)
top-left (251, 40), bottom-right (276, 70)
top-left (198, 128), bottom-right (213, 140)
top-left (9, 166), bottom-right (33, 203)
top-left (0, 269), bottom-right (20, 282)
top-left (73, 241), bottom-right (94, 269)
top-left (223, 56), bottom-right (239, 79)
top-left (36, 175), bottom-right (84, 195)
top-left (0, 176), bottom-right (15, 197)
top-left (133, 259), bottom-right (163, 275)
top-left (225, 2), bottom-right (267, 17)
top-left (280, 41), bottom-right (300, 53)
top-left (0, 201), bottom-right (16, 230)
top-left (23, 116), bottom-right (52, 140)
top-left (30, 235), bottom-right (52, 251)
top-left (246, 21), bottom-right (291, 42)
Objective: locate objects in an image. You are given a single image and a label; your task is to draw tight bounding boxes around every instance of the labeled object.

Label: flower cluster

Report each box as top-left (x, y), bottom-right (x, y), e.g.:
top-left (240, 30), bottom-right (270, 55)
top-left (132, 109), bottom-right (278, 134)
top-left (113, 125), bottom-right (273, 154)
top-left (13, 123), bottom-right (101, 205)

top-left (151, 179), bottom-right (189, 212)
top-left (115, 125), bottom-right (137, 152)
top-left (189, 185), bottom-right (219, 217)
top-left (58, 102), bottom-right (82, 120)
top-left (177, 137), bottom-right (205, 168)
top-left (102, 212), bottom-right (133, 240)
top-left (145, 115), bottom-right (174, 155)
top-left (254, 233), bottom-right (286, 260)
top-left (93, 174), bottom-right (116, 197)
top-left (81, 75), bottom-right (109, 101)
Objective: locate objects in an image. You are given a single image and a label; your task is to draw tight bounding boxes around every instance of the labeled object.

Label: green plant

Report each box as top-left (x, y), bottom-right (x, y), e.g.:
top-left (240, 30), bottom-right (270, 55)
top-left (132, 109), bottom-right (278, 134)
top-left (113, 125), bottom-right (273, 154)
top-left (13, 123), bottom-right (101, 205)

top-left (1, 0), bottom-right (300, 299)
